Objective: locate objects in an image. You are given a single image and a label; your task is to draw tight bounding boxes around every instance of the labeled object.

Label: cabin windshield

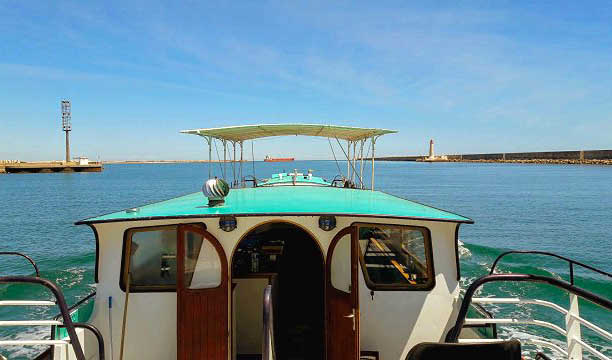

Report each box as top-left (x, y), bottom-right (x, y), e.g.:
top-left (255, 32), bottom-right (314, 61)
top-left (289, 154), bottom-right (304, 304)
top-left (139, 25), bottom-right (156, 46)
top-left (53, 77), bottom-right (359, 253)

top-left (122, 225), bottom-right (178, 291)
top-left (357, 223), bottom-right (434, 290)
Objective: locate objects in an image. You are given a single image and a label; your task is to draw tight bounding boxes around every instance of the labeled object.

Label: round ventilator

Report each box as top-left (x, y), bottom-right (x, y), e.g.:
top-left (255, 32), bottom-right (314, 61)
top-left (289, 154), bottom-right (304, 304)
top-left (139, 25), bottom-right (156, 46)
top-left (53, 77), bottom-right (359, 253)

top-left (203, 177), bottom-right (230, 206)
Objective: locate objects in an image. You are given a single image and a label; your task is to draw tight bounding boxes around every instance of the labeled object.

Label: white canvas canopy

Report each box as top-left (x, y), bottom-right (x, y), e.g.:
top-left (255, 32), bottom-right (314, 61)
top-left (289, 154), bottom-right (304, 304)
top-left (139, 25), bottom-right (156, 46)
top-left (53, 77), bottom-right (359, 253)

top-left (181, 124), bottom-right (397, 190)
top-left (180, 124), bottom-right (396, 142)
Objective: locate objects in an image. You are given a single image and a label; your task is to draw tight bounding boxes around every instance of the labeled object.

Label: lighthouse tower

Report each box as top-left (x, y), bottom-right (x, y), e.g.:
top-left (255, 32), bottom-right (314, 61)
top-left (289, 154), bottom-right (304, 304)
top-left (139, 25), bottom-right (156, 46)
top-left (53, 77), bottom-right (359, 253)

top-left (428, 139), bottom-right (435, 159)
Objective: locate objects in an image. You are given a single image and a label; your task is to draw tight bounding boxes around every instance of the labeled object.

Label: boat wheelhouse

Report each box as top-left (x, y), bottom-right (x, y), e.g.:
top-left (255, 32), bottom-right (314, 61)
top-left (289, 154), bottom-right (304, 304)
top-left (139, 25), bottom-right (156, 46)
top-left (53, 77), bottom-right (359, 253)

top-left (1, 124), bottom-right (611, 360)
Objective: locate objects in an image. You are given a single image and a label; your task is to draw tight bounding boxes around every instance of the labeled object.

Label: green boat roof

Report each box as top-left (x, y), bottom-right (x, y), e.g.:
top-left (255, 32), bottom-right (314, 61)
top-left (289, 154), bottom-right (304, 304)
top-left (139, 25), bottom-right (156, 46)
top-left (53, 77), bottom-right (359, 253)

top-left (77, 187), bottom-right (473, 225)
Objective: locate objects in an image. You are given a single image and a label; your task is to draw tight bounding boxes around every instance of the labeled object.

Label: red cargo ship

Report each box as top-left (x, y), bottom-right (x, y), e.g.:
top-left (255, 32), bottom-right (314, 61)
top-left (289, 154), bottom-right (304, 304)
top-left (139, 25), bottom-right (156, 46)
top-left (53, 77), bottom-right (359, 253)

top-left (264, 155), bottom-right (295, 162)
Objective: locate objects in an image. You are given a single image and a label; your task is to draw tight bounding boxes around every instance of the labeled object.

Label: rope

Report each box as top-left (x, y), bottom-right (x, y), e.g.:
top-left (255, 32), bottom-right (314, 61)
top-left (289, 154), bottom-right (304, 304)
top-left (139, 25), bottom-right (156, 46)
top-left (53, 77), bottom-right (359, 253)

top-left (328, 137), bottom-right (343, 178)
top-left (213, 139), bottom-right (224, 177)
top-left (334, 137), bottom-right (364, 188)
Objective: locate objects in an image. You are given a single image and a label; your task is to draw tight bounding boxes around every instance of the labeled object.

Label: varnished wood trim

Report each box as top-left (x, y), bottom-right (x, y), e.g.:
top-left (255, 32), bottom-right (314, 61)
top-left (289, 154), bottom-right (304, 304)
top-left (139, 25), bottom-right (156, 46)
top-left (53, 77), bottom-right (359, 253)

top-left (325, 226), bottom-right (359, 360)
top-left (177, 224), bottom-right (229, 360)
top-left (178, 224), bottom-right (229, 291)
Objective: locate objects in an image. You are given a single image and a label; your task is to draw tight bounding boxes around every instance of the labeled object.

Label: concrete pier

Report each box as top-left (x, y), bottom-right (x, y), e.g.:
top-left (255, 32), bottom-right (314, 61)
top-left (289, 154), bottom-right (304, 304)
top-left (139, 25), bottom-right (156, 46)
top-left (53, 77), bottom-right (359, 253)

top-left (3, 162), bottom-right (103, 174)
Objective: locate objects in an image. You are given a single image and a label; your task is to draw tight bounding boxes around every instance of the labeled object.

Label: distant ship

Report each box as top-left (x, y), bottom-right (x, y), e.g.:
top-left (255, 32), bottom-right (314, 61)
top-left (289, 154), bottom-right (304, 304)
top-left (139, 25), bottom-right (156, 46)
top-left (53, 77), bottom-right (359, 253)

top-left (264, 155), bottom-right (295, 162)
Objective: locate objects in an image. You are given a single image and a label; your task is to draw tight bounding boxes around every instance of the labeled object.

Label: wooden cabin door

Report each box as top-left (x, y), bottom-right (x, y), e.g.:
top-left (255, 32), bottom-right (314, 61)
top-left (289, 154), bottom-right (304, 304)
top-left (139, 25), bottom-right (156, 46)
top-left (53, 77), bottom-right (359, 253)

top-left (326, 226), bottom-right (359, 360)
top-left (177, 225), bottom-right (228, 360)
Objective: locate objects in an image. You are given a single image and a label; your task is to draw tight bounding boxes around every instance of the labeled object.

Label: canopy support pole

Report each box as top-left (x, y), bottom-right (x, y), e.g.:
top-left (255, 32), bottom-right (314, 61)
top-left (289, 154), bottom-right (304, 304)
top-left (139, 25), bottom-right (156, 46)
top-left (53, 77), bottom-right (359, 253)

top-left (335, 137), bottom-right (364, 189)
top-left (222, 140), bottom-right (227, 179)
top-left (251, 141), bottom-right (255, 181)
top-left (371, 136), bottom-right (377, 190)
top-left (232, 142), bottom-right (237, 187)
top-left (346, 140), bottom-right (351, 180)
top-left (240, 141), bottom-right (244, 187)
top-left (352, 141), bottom-right (357, 183)
top-left (207, 136), bottom-right (212, 179)
top-left (359, 139), bottom-right (365, 189)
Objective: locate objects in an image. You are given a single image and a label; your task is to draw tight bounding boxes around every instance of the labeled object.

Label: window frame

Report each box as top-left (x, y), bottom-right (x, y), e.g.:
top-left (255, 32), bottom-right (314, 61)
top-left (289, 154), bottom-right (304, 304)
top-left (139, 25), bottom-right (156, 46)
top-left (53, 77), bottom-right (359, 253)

top-left (120, 224), bottom-right (181, 293)
top-left (353, 222), bottom-right (436, 291)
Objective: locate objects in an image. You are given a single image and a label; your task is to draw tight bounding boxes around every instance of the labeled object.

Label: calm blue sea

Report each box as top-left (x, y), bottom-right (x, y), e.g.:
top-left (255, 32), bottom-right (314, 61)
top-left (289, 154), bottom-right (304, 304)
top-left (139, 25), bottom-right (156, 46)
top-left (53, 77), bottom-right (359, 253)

top-left (1, 161), bottom-right (611, 359)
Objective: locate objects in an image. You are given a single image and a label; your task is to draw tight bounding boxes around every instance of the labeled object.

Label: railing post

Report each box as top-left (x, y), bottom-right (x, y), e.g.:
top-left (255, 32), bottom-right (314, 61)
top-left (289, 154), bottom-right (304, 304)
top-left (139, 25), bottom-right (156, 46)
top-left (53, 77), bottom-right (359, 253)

top-left (566, 293), bottom-right (583, 360)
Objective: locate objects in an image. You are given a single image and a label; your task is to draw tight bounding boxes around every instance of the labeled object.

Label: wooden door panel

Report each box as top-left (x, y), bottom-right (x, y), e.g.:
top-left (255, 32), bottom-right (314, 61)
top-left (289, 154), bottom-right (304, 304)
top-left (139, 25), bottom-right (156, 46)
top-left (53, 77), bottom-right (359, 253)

top-left (178, 225), bottom-right (228, 360)
top-left (326, 226), bottom-right (359, 360)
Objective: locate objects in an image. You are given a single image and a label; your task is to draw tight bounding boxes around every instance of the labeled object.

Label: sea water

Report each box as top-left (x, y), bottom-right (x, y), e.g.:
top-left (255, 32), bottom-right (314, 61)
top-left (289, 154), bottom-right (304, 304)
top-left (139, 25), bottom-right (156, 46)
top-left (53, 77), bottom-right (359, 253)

top-left (1, 161), bottom-right (611, 359)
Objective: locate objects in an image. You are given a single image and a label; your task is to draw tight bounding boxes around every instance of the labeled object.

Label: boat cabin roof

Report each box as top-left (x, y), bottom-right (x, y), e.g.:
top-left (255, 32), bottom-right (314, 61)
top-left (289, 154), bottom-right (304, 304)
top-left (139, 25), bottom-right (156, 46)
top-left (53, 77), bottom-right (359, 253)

top-left (180, 124), bottom-right (397, 142)
top-left (76, 186), bottom-right (473, 225)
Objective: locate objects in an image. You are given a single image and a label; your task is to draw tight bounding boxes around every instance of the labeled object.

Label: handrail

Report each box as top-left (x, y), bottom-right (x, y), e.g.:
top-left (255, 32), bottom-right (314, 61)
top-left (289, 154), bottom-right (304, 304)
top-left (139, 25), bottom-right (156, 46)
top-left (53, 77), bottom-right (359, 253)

top-left (471, 297), bottom-right (612, 342)
top-left (262, 284), bottom-right (276, 360)
top-left (463, 303), bottom-right (497, 338)
top-left (446, 273), bottom-right (612, 360)
top-left (536, 351), bottom-right (554, 360)
top-left (489, 250), bottom-right (612, 285)
top-left (446, 273), bottom-right (612, 342)
top-left (50, 291), bottom-right (98, 355)
top-left (53, 291), bottom-right (97, 320)
top-left (58, 322), bottom-right (105, 360)
top-left (243, 175), bottom-right (259, 187)
top-left (0, 276), bottom-right (86, 360)
top-left (0, 251), bottom-right (41, 277)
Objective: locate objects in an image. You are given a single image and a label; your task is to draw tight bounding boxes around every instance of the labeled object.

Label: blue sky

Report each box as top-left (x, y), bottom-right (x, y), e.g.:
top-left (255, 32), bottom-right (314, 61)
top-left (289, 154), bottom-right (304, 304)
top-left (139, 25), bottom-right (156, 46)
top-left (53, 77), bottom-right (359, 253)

top-left (1, 1), bottom-right (611, 161)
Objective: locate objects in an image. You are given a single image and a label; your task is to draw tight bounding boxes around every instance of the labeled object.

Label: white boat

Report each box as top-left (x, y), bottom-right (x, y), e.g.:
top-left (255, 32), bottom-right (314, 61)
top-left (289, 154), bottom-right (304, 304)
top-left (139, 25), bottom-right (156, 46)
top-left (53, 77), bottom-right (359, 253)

top-left (1, 124), bottom-right (610, 360)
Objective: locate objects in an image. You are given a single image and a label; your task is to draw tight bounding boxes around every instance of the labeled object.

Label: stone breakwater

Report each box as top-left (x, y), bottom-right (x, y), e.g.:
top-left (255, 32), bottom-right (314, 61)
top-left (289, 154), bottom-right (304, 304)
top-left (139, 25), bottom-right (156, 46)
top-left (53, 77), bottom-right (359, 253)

top-left (445, 149), bottom-right (612, 165)
top-left (374, 149), bottom-right (612, 165)
top-left (446, 158), bottom-right (612, 165)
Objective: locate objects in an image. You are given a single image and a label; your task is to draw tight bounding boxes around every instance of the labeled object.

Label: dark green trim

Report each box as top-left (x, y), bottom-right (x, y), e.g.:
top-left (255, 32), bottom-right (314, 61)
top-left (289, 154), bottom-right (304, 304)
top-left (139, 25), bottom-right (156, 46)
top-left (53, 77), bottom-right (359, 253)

top-left (77, 212), bottom-right (474, 226)
top-left (455, 223), bottom-right (462, 281)
top-left (86, 224), bottom-right (100, 283)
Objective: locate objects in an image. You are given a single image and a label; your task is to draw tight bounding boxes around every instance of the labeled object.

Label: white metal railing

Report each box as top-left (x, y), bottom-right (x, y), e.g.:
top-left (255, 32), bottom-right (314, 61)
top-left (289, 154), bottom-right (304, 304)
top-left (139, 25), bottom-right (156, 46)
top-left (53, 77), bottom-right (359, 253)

top-left (0, 275), bottom-right (87, 360)
top-left (0, 340), bottom-right (70, 346)
top-left (0, 300), bottom-right (55, 306)
top-left (467, 296), bottom-right (612, 360)
top-left (0, 320), bottom-right (62, 326)
top-left (0, 298), bottom-right (66, 347)
top-left (449, 253), bottom-right (612, 360)
top-left (0, 302), bottom-right (70, 350)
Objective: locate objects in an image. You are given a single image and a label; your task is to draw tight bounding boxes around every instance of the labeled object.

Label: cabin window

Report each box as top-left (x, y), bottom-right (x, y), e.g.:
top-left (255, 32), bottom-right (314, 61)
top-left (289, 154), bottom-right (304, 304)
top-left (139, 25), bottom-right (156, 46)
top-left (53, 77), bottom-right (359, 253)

top-left (331, 232), bottom-right (352, 293)
top-left (121, 226), bottom-right (178, 292)
top-left (356, 223), bottom-right (434, 290)
top-left (182, 229), bottom-right (221, 289)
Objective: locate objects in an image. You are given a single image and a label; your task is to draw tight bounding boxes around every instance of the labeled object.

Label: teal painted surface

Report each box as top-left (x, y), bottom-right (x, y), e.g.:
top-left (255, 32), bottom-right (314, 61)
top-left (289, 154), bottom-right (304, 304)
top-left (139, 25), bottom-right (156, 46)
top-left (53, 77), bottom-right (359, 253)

top-left (79, 186), bottom-right (472, 223)
top-left (258, 173), bottom-right (331, 186)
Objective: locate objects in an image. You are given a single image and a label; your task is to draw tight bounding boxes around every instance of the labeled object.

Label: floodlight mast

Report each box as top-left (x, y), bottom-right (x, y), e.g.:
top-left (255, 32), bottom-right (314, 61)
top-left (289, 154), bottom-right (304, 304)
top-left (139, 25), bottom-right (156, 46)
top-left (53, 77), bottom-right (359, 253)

top-left (61, 100), bottom-right (71, 163)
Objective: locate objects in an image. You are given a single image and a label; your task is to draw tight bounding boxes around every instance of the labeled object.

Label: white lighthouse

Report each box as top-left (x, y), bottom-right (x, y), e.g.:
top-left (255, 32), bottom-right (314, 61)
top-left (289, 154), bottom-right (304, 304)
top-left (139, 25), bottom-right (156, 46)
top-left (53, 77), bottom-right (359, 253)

top-left (424, 139), bottom-right (447, 162)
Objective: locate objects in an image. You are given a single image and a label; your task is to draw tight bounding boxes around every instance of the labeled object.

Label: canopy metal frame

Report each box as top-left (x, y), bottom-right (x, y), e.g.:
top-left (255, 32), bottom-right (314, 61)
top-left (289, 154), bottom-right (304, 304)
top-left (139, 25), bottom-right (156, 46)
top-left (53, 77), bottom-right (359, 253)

top-left (185, 124), bottom-right (395, 190)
